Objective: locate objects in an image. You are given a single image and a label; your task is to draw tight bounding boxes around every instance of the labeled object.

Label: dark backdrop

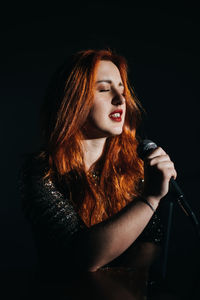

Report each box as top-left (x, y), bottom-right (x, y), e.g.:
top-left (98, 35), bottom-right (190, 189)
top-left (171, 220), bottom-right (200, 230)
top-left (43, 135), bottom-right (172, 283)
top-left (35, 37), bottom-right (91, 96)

top-left (1, 3), bottom-right (200, 299)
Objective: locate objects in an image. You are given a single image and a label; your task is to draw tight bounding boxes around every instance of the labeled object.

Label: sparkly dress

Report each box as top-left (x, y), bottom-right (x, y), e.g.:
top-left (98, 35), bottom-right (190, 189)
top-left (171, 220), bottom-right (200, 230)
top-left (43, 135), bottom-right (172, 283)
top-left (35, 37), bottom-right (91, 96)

top-left (18, 153), bottom-right (163, 280)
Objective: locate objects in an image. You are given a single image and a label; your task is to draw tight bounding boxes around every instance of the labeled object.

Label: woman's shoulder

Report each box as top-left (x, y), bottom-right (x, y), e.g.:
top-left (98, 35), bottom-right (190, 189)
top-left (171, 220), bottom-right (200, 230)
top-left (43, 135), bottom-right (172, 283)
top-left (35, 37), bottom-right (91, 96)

top-left (18, 151), bottom-right (86, 242)
top-left (18, 150), bottom-right (70, 199)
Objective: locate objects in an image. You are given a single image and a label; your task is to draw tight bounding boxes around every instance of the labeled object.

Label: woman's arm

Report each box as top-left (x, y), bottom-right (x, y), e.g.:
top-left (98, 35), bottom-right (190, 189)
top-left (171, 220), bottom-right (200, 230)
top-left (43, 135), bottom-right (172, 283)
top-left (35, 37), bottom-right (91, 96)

top-left (19, 147), bottom-right (176, 272)
top-left (69, 146), bottom-right (177, 271)
top-left (74, 195), bottom-right (160, 271)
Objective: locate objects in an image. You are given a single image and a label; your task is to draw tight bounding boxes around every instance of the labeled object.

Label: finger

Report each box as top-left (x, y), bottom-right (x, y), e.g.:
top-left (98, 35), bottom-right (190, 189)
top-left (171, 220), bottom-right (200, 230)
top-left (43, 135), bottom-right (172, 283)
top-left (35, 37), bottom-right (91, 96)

top-left (171, 169), bottom-right (177, 180)
top-left (166, 168), bottom-right (177, 181)
top-left (146, 147), bottom-right (167, 159)
top-left (147, 154), bottom-right (171, 166)
top-left (156, 161), bottom-right (177, 179)
top-left (156, 160), bottom-right (174, 171)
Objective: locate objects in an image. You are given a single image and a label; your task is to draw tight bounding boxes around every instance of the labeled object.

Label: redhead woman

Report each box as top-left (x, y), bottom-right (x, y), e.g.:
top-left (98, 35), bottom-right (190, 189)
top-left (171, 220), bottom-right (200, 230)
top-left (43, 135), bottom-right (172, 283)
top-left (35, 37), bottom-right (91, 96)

top-left (19, 49), bottom-right (176, 285)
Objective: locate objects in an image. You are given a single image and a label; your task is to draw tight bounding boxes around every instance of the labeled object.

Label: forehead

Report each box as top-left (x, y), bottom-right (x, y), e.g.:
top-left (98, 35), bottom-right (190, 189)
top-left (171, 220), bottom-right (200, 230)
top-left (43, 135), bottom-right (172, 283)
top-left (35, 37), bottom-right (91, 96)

top-left (95, 60), bottom-right (122, 82)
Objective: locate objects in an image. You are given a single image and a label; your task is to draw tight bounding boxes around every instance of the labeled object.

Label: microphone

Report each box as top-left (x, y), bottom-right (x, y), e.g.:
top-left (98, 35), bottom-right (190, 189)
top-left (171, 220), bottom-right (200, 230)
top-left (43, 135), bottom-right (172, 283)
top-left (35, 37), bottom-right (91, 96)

top-left (137, 139), bottom-right (200, 238)
top-left (137, 139), bottom-right (184, 198)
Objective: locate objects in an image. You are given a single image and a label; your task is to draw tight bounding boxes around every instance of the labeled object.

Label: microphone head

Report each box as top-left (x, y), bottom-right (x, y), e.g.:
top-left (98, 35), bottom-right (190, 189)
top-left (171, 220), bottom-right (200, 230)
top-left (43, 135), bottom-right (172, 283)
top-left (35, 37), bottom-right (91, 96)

top-left (137, 139), bottom-right (158, 160)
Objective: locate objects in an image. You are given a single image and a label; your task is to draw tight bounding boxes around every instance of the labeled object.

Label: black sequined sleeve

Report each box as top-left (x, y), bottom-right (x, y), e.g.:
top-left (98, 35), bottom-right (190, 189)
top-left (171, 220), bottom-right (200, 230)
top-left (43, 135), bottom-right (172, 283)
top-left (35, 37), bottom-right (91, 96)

top-left (18, 155), bottom-right (86, 249)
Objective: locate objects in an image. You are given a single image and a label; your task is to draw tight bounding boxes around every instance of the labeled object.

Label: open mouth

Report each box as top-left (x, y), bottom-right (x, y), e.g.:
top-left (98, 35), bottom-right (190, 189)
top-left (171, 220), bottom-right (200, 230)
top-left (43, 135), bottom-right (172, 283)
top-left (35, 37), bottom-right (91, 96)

top-left (109, 109), bottom-right (123, 122)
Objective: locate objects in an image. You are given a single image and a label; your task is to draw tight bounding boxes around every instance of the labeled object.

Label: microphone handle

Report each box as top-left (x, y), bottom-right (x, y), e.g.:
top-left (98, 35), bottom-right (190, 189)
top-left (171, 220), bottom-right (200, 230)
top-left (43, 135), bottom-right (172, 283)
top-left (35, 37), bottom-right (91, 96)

top-left (169, 178), bottom-right (200, 239)
top-left (169, 177), bottom-right (184, 198)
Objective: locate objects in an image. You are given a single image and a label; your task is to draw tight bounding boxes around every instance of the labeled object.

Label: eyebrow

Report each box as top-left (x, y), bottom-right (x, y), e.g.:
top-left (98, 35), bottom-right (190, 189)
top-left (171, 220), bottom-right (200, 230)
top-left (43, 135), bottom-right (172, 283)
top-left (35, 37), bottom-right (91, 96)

top-left (96, 80), bottom-right (124, 87)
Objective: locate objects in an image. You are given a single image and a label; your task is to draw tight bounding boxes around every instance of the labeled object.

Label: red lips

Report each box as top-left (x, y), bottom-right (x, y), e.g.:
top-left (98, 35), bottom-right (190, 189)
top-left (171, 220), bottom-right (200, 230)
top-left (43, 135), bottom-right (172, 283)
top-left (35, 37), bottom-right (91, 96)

top-left (109, 109), bottom-right (123, 122)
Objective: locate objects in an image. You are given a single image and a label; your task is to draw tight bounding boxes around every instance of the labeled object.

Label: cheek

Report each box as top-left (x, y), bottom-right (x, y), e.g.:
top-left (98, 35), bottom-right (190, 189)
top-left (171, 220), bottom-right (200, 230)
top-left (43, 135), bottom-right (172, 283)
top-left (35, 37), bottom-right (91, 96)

top-left (90, 101), bottom-right (108, 121)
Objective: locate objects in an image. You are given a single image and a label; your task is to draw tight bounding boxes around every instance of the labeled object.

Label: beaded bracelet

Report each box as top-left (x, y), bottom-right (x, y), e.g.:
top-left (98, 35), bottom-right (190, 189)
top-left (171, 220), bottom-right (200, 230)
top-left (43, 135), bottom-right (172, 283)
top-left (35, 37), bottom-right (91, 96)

top-left (139, 197), bottom-right (156, 213)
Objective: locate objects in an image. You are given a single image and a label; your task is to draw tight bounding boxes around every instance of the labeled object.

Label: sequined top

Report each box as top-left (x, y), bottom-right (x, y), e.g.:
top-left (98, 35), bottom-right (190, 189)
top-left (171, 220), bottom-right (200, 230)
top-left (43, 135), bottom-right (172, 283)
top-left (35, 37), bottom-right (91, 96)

top-left (18, 153), bottom-right (163, 277)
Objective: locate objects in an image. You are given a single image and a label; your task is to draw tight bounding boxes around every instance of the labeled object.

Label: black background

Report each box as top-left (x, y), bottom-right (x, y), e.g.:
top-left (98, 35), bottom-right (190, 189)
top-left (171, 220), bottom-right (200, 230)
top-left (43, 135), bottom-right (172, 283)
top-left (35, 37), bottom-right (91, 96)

top-left (1, 3), bottom-right (200, 299)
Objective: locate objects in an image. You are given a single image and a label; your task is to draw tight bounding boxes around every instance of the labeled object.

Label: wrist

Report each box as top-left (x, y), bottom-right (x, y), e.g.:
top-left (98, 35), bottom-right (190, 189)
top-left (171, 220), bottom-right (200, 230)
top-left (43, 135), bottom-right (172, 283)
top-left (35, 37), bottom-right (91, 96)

top-left (140, 195), bottom-right (160, 212)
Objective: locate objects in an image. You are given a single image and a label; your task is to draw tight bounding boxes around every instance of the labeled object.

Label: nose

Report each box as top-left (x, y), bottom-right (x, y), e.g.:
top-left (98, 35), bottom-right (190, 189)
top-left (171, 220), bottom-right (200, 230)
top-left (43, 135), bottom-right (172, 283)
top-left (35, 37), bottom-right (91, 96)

top-left (111, 90), bottom-right (125, 106)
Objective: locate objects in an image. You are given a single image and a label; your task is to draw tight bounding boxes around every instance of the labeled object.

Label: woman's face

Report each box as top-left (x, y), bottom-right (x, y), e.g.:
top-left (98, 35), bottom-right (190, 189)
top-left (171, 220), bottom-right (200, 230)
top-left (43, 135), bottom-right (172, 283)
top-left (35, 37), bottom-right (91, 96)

top-left (84, 60), bottom-right (126, 139)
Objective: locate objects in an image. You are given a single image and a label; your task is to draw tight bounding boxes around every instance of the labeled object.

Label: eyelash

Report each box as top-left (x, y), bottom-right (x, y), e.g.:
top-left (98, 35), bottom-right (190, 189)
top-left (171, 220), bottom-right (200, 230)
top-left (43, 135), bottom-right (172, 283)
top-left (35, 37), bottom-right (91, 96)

top-left (100, 89), bottom-right (110, 92)
top-left (99, 89), bottom-right (125, 96)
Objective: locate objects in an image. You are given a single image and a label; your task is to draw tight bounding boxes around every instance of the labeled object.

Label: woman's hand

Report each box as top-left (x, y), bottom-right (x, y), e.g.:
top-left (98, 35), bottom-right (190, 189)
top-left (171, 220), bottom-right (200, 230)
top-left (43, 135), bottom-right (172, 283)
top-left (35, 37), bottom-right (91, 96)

top-left (143, 147), bottom-right (177, 203)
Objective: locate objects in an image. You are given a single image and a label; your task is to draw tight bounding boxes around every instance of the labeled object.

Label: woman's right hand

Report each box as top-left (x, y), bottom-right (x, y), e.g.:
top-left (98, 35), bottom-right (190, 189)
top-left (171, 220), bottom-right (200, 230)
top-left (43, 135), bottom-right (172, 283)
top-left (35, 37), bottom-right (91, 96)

top-left (142, 146), bottom-right (177, 205)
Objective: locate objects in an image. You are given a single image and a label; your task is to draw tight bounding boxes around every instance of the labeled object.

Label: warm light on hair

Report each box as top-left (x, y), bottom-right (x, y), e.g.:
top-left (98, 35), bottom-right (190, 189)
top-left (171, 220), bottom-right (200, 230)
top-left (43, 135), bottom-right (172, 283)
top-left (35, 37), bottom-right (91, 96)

top-left (37, 49), bottom-right (144, 227)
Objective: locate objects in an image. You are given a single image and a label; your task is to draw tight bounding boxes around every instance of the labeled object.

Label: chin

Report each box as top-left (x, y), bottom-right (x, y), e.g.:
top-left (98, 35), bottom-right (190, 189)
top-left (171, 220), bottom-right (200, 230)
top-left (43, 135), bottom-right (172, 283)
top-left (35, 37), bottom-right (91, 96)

top-left (110, 127), bottom-right (123, 136)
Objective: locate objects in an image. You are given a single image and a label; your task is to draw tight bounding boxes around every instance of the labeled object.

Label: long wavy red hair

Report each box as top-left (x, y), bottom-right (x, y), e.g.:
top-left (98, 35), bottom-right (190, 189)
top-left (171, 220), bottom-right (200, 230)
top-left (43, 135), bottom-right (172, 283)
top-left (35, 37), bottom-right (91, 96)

top-left (37, 49), bottom-right (144, 227)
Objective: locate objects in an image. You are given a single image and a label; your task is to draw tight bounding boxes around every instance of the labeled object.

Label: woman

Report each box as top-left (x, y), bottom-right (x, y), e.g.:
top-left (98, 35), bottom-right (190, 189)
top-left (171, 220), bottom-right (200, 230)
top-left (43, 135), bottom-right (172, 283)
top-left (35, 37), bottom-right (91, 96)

top-left (19, 49), bottom-right (176, 283)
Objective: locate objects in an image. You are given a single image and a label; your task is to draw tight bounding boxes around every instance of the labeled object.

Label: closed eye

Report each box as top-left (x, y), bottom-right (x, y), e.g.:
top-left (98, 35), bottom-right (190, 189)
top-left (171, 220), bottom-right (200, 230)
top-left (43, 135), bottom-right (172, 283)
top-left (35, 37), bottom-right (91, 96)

top-left (99, 90), bottom-right (125, 97)
top-left (99, 89), bottom-right (110, 92)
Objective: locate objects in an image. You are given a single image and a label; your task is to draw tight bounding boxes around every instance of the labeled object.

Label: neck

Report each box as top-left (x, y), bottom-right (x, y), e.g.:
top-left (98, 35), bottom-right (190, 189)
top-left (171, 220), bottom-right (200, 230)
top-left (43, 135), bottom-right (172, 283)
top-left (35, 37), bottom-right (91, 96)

top-left (81, 138), bottom-right (107, 171)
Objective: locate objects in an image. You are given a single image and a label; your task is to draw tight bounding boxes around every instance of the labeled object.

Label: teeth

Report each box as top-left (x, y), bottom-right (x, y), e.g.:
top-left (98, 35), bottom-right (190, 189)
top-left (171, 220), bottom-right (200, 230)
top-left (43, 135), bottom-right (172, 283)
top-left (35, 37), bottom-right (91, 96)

top-left (111, 113), bottom-right (120, 117)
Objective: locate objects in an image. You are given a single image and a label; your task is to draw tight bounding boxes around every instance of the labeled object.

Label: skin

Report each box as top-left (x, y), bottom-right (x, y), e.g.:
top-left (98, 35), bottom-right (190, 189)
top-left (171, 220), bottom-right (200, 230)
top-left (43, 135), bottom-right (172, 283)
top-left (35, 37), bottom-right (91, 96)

top-left (74, 60), bottom-right (177, 272)
top-left (86, 60), bottom-right (126, 138)
top-left (81, 60), bottom-right (126, 170)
